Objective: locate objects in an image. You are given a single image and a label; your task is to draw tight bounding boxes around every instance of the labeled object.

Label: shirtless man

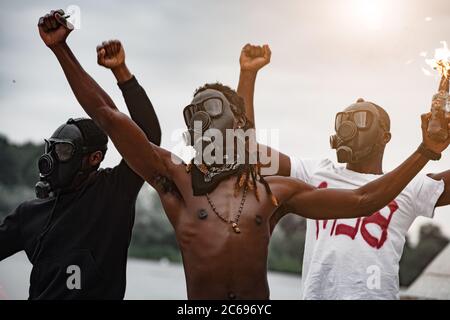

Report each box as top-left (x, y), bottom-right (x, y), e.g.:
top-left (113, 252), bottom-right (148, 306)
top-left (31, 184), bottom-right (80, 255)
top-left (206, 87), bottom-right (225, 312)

top-left (38, 10), bottom-right (450, 299)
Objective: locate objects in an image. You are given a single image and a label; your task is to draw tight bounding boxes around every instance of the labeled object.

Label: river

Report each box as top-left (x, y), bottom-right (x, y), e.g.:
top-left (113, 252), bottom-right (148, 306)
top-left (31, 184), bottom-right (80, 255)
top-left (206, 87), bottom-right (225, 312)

top-left (0, 252), bottom-right (301, 300)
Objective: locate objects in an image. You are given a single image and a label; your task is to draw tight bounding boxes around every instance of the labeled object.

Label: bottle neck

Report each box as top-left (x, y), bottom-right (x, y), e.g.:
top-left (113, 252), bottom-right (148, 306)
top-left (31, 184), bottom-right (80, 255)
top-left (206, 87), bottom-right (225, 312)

top-left (438, 72), bottom-right (449, 93)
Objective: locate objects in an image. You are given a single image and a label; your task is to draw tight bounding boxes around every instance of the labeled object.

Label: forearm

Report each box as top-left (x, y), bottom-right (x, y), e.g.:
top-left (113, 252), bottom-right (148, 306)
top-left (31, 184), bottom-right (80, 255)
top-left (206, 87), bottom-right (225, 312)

top-left (111, 63), bottom-right (133, 84)
top-left (355, 150), bottom-right (429, 215)
top-left (51, 42), bottom-right (117, 122)
top-left (237, 70), bottom-right (257, 126)
top-left (286, 149), bottom-right (429, 220)
top-left (237, 70), bottom-right (291, 175)
top-left (118, 75), bottom-right (162, 145)
top-left (50, 42), bottom-right (166, 181)
top-left (429, 170), bottom-right (450, 206)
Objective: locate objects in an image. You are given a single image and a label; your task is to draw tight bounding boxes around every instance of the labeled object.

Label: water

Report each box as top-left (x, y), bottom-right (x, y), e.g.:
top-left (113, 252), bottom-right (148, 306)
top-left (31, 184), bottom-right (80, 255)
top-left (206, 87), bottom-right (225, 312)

top-left (0, 252), bottom-right (301, 300)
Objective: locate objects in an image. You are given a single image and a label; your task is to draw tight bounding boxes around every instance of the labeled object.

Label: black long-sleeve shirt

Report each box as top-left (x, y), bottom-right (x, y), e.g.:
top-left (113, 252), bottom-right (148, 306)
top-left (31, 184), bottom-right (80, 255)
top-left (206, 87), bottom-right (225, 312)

top-left (0, 76), bottom-right (160, 300)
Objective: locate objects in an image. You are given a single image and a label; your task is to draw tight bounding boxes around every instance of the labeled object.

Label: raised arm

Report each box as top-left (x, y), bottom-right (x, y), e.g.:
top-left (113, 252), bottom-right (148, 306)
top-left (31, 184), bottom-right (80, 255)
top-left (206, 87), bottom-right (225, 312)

top-left (237, 44), bottom-right (291, 176)
top-left (96, 40), bottom-right (162, 146)
top-left (276, 114), bottom-right (450, 219)
top-left (237, 44), bottom-right (271, 126)
top-left (428, 114), bottom-right (450, 207)
top-left (37, 10), bottom-right (169, 184)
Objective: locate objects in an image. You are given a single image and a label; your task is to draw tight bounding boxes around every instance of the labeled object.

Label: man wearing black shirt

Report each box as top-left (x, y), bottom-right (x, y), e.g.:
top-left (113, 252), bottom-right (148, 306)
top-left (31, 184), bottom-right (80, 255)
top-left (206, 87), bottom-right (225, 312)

top-left (0, 38), bottom-right (160, 300)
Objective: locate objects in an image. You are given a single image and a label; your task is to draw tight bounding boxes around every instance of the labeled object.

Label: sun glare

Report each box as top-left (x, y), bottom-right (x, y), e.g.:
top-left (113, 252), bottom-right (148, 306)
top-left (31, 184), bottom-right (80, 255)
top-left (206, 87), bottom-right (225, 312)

top-left (354, 0), bottom-right (384, 30)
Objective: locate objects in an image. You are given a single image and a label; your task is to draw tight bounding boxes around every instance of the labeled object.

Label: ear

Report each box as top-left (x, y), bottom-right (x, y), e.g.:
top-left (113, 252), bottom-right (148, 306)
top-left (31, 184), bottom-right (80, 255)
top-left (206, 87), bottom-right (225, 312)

top-left (88, 151), bottom-right (103, 167)
top-left (235, 114), bottom-right (247, 129)
top-left (381, 131), bottom-right (391, 145)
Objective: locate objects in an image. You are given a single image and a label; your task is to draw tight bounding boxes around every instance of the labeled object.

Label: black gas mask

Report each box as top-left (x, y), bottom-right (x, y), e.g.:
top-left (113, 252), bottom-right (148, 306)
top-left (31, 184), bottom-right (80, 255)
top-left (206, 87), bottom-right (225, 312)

top-left (182, 89), bottom-right (236, 161)
top-left (35, 118), bottom-right (108, 199)
top-left (182, 89), bottom-right (249, 195)
top-left (330, 101), bottom-right (387, 164)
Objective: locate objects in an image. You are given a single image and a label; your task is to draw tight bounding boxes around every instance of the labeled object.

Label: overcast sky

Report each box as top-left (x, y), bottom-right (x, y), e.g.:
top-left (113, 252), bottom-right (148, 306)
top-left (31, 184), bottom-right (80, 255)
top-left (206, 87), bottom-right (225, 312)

top-left (1, 0), bottom-right (449, 240)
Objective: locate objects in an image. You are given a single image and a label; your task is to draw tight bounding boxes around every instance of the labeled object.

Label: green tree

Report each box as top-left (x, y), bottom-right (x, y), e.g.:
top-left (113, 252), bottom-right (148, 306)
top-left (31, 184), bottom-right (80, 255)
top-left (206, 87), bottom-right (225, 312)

top-left (129, 187), bottom-right (181, 262)
top-left (0, 134), bottom-right (43, 217)
top-left (399, 224), bottom-right (449, 286)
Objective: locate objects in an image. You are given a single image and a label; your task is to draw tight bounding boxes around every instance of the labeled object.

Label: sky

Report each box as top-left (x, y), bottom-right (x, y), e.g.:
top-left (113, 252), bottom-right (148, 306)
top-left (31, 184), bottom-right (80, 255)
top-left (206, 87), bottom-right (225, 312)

top-left (0, 0), bottom-right (450, 241)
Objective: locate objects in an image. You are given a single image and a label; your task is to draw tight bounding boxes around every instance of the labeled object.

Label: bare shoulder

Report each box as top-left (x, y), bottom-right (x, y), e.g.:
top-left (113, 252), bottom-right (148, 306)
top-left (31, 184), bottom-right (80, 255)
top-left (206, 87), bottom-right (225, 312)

top-left (153, 148), bottom-right (192, 197)
top-left (158, 146), bottom-right (186, 175)
top-left (149, 151), bottom-right (191, 225)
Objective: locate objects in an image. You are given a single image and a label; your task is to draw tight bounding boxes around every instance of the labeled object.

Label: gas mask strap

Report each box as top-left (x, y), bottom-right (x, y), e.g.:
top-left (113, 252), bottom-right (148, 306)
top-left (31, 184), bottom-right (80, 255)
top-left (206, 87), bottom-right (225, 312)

top-left (30, 192), bottom-right (61, 263)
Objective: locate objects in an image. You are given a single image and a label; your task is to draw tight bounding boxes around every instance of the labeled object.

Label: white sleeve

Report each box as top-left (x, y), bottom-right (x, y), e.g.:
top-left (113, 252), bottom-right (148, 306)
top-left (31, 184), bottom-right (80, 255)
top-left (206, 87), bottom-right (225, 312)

top-left (289, 157), bottom-right (329, 184)
top-left (410, 175), bottom-right (445, 218)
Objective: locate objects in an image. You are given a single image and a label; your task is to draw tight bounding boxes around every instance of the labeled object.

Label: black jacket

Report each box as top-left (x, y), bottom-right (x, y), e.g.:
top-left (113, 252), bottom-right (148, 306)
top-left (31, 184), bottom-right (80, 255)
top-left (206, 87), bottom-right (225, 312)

top-left (0, 76), bottom-right (161, 299)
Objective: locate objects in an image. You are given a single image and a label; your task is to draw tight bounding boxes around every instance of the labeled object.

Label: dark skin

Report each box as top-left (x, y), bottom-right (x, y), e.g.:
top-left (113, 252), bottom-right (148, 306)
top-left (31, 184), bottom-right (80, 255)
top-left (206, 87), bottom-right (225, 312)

top-left (237, 43), bottom-right (450, 208)
top-left (46, 40), bottom-right (132, 192)
top-left (96, 39), bottom-right (133, 83)
top-left (68, 151), bottom-right (103, 190)
top-left (38, 11), bottom-right (449, 299)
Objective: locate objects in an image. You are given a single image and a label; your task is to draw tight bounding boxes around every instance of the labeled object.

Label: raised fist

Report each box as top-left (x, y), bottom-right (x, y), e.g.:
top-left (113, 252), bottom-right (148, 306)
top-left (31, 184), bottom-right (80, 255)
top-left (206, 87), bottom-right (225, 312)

top-left (240, 44), bottom-right (271, 73)
top-left (97, 40), bottom-right (126, 69)
top-left (421, 112), bottom-right (450, 154)
top-left (38, 9), bottom-right (74, 48)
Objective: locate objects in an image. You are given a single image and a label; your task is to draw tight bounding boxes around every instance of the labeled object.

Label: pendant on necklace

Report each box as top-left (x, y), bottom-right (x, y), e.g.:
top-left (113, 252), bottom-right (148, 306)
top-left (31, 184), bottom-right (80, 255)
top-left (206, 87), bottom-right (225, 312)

top-left (231, 222), bottom-right (241, 234)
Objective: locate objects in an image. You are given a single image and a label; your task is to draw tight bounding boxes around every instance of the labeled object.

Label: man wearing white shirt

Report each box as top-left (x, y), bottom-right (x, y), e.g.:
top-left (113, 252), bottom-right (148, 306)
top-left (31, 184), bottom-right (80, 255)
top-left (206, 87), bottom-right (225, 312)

top-left (237, 44), bottom-right (450, 299)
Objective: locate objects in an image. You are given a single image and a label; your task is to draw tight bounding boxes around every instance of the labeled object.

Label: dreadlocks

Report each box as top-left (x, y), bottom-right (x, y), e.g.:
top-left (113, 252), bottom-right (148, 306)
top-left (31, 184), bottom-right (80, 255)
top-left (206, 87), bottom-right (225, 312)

top-left (190, 83), bottom-right (278, 207)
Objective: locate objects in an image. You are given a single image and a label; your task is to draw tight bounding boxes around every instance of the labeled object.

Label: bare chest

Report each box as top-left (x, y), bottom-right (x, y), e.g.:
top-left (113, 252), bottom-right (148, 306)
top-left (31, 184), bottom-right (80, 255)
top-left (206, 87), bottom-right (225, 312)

top-left (175, 184), bottom-right (273, 257)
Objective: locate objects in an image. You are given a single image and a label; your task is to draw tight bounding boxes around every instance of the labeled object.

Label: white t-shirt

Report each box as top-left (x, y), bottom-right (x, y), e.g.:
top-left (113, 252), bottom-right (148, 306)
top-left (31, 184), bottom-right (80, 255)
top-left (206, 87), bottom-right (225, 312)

top-left (290, 157), bottom-right (445, 300)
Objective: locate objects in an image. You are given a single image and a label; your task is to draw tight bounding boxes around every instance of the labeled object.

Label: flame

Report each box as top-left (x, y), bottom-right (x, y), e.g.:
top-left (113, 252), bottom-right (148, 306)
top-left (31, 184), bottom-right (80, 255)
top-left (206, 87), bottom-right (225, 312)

top-left (425, 41), bottom-right (450, 78)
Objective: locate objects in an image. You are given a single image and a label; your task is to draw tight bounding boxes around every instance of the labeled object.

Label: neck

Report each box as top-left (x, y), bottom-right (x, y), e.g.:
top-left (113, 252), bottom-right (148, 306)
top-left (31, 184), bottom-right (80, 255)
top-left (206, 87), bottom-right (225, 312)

top-left (345, 152), bottom-right (384, 175)
top-left (64, 170), bottom-right (97, 193)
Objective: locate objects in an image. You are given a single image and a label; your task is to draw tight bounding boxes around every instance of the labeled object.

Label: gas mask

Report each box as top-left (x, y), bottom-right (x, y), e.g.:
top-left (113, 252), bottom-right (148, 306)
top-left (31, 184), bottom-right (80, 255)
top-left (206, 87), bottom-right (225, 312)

top-left (182, 89), bottom-right (237, 162)
top-left (35, 118), bottom-right (107, 199)
top-left (330, 101), bottom-right (387, 164)
top-left (182, 89), bottom-right (248, 195)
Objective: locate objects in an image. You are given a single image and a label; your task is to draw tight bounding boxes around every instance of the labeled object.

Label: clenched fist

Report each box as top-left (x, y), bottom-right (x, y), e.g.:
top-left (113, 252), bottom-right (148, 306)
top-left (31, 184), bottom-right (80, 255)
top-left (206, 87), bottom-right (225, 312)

top-left (421, 112), bottom-right (450, 155)
top-left (240, 44), bottom-right (271, 73)
top-left (38, 9), bottom-right (74, 48)
top-left (97, 40), bottom-right (126, 70)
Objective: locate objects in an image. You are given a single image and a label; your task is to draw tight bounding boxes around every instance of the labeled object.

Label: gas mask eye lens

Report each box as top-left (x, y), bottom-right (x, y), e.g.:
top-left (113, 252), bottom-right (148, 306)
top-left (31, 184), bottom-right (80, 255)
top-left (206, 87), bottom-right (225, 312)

top-left (54, 142), bottom-right (75, 162)
top-left (183, 98), bottom-right (223, 127)
top-left (335, 113), bottom-right (343, 131)
top-left (353, 111), bottom-right (368, 129)
top-left (203, 98), bottom-right (223, 117)
top-left (353, 111), bottom-right (373, 129)
top-left (336, 111), bottom-right (374, 130)
top-left (183, 105), bottom-right (195, 126)
top-left (44, 139), bottom-right (52, 153)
